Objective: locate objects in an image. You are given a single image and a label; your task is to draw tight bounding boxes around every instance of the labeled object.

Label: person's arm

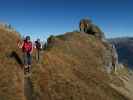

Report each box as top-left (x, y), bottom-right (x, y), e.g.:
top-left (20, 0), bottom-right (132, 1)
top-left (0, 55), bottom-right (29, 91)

top-left (34, 42), bottom-right (37, 49)
top-left (18, 41), bottom-right (24, 49)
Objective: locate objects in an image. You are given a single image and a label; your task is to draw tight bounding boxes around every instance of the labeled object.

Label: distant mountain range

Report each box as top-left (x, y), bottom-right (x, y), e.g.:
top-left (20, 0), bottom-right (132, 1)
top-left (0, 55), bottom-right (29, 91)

top-left (109, 37), bottom-right (133, 69)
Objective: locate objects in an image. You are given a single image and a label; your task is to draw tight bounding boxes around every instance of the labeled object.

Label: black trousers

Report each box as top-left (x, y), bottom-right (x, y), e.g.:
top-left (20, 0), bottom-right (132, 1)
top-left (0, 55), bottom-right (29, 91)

top-left (36, 50), bottom-right (40, 61)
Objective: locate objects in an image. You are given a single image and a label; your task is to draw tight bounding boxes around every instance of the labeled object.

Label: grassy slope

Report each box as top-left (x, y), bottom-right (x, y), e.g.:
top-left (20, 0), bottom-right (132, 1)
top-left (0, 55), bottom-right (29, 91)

top-left (0, 28), bottom-right (130, 100)
top-left (31, 32), bottom-right (128, 100)
top-left (0, 28), bottom-right (25, 100)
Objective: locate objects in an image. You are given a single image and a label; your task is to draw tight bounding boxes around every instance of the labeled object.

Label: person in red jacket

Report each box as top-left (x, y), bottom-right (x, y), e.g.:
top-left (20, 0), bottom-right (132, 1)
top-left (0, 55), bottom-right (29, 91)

top-left (18, 36), bottom-right (33, 74)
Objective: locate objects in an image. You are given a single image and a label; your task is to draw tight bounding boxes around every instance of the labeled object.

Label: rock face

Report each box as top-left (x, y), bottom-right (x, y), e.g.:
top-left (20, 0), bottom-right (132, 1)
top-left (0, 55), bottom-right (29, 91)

top-left (102, 43), bottom-right (120, 73)
top-left (79, 18), bottom-right (120, 73)
top-left (79, 18), bottom-right (105, 41)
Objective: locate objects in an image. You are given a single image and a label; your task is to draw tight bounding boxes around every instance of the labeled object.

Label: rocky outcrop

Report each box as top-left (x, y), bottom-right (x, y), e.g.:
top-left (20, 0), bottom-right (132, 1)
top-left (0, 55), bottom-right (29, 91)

top-left (79, 18), bottom-right (105, 41)
top-left (79, 18), bottom-right (122, 73)
top-left (103, 42), bottom-right (120, 73)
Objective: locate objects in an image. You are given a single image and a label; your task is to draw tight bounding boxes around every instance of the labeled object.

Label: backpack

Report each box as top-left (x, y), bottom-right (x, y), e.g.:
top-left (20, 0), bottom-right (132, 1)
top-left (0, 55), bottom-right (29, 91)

top-left (22, 40), bottom-right (32, 53)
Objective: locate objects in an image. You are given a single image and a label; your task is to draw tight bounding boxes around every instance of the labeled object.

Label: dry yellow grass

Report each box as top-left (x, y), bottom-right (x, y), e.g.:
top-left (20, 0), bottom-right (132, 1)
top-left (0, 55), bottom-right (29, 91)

top-left (0, 28), bottom-right (130, 100)
top-left (31, 32), bottom-right (129, 100)
top-left (0, 28), bottom-right (25, 100)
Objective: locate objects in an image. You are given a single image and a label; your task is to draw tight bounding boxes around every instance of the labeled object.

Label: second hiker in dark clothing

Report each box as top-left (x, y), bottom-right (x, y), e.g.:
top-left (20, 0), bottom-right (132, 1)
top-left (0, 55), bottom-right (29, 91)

top-left (18, 36), bottom-right (33, 74)
top-left (35, 39), bottom-right (41, 62)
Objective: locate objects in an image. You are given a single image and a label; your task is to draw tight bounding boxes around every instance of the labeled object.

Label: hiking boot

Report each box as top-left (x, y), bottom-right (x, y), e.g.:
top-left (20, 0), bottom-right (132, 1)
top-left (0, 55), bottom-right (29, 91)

top-left (24, 66), bottom-right (29, 74)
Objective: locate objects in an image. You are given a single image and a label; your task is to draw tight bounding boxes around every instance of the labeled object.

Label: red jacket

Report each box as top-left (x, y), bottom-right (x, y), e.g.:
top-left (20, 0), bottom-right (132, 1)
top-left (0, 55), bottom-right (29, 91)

top-left (22, 40), bottom-right (32, 53)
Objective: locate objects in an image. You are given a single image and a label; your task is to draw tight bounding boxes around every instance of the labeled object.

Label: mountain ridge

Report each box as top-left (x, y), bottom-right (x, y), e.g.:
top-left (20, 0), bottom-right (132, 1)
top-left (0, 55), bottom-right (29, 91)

top-left (0, 26), bottom-right (133, 100)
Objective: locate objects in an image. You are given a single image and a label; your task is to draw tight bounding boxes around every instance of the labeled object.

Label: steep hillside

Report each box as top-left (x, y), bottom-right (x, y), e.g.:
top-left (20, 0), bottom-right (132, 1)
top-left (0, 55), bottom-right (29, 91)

top-left (31, 32), bottom-right (131, 100)
top-left (0, 28), bottom-right (25, 100)
top-left (109, 37), bottom-right (133, 69)
top-left (0, 27), bottom-right (133, 100)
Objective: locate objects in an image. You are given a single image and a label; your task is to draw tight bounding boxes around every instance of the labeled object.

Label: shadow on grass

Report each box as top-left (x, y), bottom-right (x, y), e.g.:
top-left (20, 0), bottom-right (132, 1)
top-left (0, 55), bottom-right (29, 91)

top-left (10, 51), bottom-right (23, 69)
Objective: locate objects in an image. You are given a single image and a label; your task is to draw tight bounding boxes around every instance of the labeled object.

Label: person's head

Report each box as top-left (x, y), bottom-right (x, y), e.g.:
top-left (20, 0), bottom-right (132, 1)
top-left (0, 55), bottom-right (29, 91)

top-left (25, 36), bottom-right (30, 42)
top-left (37, 38), bottom-right (40, 42)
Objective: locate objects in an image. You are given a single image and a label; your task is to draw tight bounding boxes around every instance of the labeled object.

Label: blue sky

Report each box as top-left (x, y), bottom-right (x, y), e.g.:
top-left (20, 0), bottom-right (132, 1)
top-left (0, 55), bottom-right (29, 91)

top-left (0, 0), bottom-right (132, 40)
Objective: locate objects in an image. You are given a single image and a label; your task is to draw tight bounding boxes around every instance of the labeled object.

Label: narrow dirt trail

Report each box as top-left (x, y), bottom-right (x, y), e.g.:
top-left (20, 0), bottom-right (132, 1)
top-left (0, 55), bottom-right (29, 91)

top-left (24, 77), bottom-right (34, 100)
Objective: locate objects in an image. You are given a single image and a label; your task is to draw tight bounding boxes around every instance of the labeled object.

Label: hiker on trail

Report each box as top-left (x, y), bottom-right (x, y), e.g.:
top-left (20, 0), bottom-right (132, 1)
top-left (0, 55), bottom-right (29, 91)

top-left (34, 39), bottom-right (41, 62)
top-left (18, 36), bottom-right (33, 74)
